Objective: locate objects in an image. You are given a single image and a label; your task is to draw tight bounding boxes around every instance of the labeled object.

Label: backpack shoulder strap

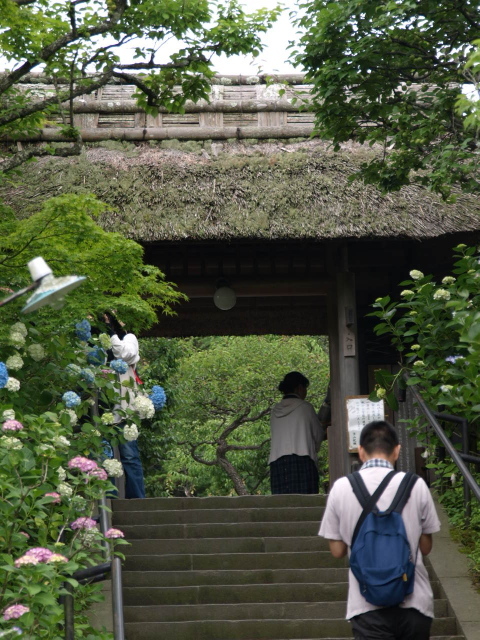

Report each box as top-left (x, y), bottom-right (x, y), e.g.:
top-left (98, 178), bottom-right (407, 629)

top-left (348, 470), bottom-right (397, 545)
top-left (386, 472), bottom-right (419, 514)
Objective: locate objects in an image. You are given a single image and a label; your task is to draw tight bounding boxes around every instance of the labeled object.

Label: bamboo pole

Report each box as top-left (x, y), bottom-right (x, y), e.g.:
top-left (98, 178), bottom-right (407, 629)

top-left (6, 124), bottom-right (316, 142)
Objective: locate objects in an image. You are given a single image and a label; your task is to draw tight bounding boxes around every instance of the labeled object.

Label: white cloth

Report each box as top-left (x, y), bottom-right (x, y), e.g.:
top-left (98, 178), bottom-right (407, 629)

top-left (269, 397), bottom-right (324, 464)
top-left (110, 333), bottom-right (140, 422)
top-left (319, 466), bottom-right (441, 620)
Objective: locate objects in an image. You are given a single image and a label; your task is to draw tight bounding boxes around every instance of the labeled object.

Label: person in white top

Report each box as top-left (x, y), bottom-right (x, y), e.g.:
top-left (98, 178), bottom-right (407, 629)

top-left (319, 420), bottom-right (441, 640)
top-left (269, 371), bottom-right (325, 494)
top-left (104, 312), bottom-right (146, 499)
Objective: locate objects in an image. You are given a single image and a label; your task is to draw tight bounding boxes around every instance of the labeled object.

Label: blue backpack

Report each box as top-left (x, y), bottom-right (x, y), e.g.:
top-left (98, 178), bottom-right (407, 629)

top-left (347, 470), bottom-right (419, 608)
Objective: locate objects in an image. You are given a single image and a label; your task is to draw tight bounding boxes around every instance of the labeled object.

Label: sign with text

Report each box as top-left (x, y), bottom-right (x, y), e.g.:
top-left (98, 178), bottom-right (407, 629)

top-left (345, 396), bottom-right (385, 453)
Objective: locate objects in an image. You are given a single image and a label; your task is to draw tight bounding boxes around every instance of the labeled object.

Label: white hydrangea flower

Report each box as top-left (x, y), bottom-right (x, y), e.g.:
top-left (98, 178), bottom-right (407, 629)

top-left (442, 276), bottom-right (456, 285)
top-left (0, 436), bottom-right (23, 450)
top-left (98, 333), bottom-right (112, 349)
top-left (123, 424), bottom-right (139, 441)
top-left (71, 495), bottom-right (87, 512)
top-left (103, 459), bottom-right (124, 478)
top-left (450, 473), bottom-right (457, 485)
top-left (60, 409), bottom-right (78, 426)
top-left (9, 332), bottom-right (25, 348)
top-left (57, 466), bottom-right (67, 482)
top-left (100, 412), bottom-right (115, 426)
top-left (6, 354), bottom-right (24, 371)
top-left (79, 529), bottom-right (98, 547)
top-left (440, 385), bottom-right (453, 393)
top-left (400, 290), bottom-right (414, 297)
top-left (57, 482), bottom-right (73, 497)
top-left (2, 409), bottom-right (15, 421)
top-left (409, 270), bottom-right (424, 280)
top-left (433, 288), bottom-right (450, 301)
top-left (413, 360), bottom-right (425, 367)
top-left (10, 322), bottom-right (28, 337)
top-left (54, 436), bottom-right (71, 449)
top-left (6, 377), bottom-right (20, 392)
top-left (28, 343), bottom-right (45, 361)
top-left (132, 395), bottom-right (155, 420)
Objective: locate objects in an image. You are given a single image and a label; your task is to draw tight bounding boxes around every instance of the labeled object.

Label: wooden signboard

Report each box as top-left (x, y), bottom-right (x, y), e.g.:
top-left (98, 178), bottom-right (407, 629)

top-left (345, 395), bottom-right (385, 453)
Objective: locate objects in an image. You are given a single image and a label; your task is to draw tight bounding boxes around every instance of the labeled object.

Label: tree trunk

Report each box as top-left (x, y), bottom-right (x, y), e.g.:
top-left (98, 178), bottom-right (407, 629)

top-left (216, 455), bottom-right (250, 496)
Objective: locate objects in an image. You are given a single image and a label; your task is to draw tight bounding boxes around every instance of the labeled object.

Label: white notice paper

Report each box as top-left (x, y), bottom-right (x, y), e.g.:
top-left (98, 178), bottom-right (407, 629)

top-left (346, 396), bottom-right (385, 452)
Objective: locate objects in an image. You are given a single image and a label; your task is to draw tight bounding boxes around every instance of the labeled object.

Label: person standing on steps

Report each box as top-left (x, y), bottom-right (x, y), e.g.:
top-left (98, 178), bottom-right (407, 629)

top-left (319, 420), bottom-right (441, 640)
top-left (269, 371), bottom-right (326, 494)
top-left (104, 311), bottom-right (146, 499)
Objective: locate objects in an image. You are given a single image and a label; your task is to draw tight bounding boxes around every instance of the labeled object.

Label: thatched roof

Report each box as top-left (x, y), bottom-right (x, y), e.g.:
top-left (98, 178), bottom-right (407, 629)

top-left (2, 139), bottom-right (479, 241)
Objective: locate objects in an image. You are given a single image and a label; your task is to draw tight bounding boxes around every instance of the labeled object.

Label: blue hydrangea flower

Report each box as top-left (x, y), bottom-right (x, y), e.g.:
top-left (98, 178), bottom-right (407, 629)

top-left (86, 346), bottom-right (106, 366)
top-left (149, 385), bottom-right (167, 411)
top-left (80, 368), bottom-right (95, 384)
top-left (75, 319), bottom-right (91, 342)
top-left (0, 362), bottom-right (9, 389)
top-left (110, 359), bottom-right (128, 374)
top-left (62, 391), bottom-right (81, 408)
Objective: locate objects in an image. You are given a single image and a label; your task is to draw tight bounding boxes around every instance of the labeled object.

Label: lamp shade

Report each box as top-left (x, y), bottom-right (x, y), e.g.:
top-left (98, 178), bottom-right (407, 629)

top-left (22, 274), bottom-right (86, 313)
top-left (213, 285), bottom-right (236, 311)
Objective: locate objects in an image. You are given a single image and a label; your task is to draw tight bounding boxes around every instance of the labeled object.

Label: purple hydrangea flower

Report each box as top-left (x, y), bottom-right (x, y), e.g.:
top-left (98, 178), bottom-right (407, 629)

top-left (2, 420), bottom-right (23, 432)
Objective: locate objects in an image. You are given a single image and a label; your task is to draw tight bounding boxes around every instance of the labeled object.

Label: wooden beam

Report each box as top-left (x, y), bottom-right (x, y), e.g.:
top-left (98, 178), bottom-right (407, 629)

top-left (174, 277), bottom-right (330, 299)
top-left (5, 124), bottom-right (315, 142)
top-left (65, 99), bottom-right (309, 114)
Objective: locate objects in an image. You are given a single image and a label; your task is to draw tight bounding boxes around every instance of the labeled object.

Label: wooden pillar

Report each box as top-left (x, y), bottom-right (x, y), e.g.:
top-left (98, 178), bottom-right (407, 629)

top-left (327, 251), bottom-right (361, 484)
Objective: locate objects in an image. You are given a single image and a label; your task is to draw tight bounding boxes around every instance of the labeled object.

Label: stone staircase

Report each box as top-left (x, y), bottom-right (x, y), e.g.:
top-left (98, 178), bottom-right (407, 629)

top-left (111, 494), bottom-right (464, 640)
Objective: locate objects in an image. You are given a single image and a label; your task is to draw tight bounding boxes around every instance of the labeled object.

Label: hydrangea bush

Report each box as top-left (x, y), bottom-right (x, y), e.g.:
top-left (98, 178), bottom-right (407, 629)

top-left (368, 244), bottom-right (480, 576)
top-left (0, 318), bottom-right (151, 638)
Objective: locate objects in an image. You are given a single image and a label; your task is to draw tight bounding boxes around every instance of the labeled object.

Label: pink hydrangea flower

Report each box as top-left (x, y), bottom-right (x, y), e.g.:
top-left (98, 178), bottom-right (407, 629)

top-left (87, 468), bottom-right (108, 481)
top-left (2, 420), bottom-right (23, 432)
top-left (45, 492), bottom-right (61, 504)
top-left (70, 517), bottom-right (97, 530)
top-left (14, 554), bottom-right (39, 567)
top-left (105, 528), bottom-right (124, 539)
top-left (19, 531), bottom-right (29, 539)
top-left (68, 456), bottom-right (98, 473)
top-left (3, 604), bottom-right (30, 620)
top-left (26, 547), bottom-right (53, 562)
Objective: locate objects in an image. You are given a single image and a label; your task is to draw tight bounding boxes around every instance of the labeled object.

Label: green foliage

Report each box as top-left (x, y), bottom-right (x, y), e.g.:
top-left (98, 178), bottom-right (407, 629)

top-left (293, 0), bottom-right (480, 199)
top-left (0, 193), bottom-right (184, 334)
top-left (138, 335), bottom-right (330, 497)
top-left (0, 320), bottom-right (135, 639)
top-left (0, 0), bottom-right (281, 168)
top-left (368, 243), bottom-right (480, 577)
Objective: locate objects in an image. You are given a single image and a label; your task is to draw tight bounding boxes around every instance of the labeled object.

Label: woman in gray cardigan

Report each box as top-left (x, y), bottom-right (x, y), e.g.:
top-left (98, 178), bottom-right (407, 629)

top-left (269, 371), bottom-right (325, 494)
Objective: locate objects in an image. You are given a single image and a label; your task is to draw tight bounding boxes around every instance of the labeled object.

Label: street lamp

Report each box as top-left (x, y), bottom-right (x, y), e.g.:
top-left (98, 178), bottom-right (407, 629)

top-left (0, 257), bottom-right (86, 312)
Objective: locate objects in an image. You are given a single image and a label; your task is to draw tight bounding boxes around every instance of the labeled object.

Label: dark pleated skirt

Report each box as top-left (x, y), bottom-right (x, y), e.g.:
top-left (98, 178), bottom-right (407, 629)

top-left (269, 454), bottom-right (319, 494)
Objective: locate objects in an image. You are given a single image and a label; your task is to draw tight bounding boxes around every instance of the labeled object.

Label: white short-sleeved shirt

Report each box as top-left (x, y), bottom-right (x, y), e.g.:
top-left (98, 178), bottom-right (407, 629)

top-left (319, 466), bottom-right (441, 620)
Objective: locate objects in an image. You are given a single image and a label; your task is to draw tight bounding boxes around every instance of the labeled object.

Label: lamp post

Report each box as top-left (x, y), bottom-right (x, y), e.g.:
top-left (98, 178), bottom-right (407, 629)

top-left (0, 257), bottom-right (85, 312)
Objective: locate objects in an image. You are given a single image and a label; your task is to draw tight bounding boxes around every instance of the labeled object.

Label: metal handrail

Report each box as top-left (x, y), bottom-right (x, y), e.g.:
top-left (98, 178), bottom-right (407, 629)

top-left (408, 384), bottom-right (480, 519)
top-left (63, 494), bottom-right (125, 640)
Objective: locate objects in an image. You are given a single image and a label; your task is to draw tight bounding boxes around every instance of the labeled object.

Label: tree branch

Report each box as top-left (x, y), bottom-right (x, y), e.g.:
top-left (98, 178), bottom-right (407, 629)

top-left (226, 438), bottom-right (270, 452)
top-left (0, 72), bottom-right (112, 128)
top-left (0, 142), bottom-right (82, 174)
top-left (0, 0), bottom-right (127, 95)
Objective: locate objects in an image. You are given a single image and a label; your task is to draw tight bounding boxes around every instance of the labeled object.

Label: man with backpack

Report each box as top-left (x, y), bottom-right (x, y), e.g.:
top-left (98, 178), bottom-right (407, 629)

top-left (319, 420), bottom-right (440, 640)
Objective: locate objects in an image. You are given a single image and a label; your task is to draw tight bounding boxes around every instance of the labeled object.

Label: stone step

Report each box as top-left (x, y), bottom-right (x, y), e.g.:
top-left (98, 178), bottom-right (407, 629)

top-left (123, 599), bottom-right (450, 622)
top-left (124, 551), bottom-right (348, 571)
top-left (125, 536), bottom-right (330, 555)
top-left (112, 494), bottom-right (326, 511)
top-left (123, 617), bottom-right (458, 640)
top-left (123, 567), bottom-right (349, 587)
top-left (123, 583), bottom-right (350, 606)
top-left (122, 580), bottom-right (444, 606)
top-left (113, 506), bottom-right (325, 525)
top-left (119, 521), bottom-right (320, 539)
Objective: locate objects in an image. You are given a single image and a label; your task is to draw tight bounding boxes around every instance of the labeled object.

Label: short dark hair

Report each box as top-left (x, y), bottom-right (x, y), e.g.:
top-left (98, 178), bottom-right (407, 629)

top-left (360, 420), bottom-right (399, 456)
top-left (278, 371), bottom-right (309, 394)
